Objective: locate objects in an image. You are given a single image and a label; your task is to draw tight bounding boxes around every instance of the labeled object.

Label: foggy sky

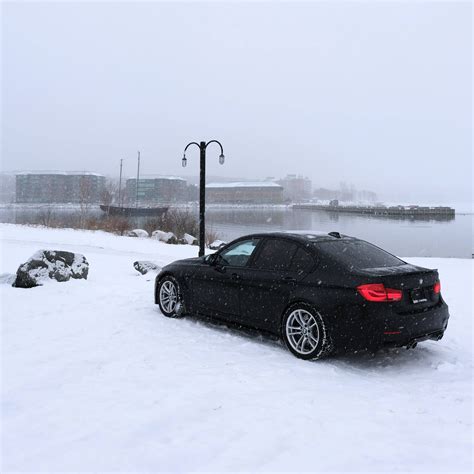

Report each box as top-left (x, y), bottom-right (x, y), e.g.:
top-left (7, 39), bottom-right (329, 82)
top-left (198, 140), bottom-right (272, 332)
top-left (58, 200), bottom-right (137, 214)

top-left (2, 1), bottom-right (472, 204)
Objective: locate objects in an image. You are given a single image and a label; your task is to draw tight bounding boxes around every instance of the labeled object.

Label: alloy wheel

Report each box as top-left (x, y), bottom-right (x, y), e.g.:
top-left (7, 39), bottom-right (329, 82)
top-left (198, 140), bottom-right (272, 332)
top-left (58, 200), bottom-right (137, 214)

top-left (285, 309), bottom-right (320, 355)
top-left (159, 280), bottom-right (178, 314)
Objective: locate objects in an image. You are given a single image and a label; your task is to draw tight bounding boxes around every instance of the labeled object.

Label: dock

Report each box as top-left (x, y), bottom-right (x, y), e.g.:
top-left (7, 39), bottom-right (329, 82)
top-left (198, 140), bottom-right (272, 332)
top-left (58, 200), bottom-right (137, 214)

top-left (293, 204), bottom-right (455, 219)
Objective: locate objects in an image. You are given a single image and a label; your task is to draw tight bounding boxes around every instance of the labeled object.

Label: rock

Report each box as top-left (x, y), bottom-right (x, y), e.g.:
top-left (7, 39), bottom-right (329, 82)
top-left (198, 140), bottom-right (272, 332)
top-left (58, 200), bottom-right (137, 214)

top-left (151, 230), bottom-right (178, 244)
top-left (13, 250), bottom-right (89, 288)
top-left (127, 229), bottom-right (149, 238)
top-left (133, 261), bottom-right (162, 275)
top-left (209, 240), bottom-right (227, 250)
top-left (179, 233), bottom-right (198, 245)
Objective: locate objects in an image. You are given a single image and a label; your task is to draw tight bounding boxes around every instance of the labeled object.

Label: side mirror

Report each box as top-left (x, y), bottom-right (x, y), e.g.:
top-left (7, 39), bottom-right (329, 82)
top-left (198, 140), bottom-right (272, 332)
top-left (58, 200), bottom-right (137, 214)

top-left (205, 254), bottom-right (217, 265)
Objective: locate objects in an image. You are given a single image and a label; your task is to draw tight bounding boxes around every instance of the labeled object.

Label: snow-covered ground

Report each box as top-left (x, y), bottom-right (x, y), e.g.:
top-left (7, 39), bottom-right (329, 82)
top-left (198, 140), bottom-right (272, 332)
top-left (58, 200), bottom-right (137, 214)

top-left (1, 224), bottom-right (472, 472)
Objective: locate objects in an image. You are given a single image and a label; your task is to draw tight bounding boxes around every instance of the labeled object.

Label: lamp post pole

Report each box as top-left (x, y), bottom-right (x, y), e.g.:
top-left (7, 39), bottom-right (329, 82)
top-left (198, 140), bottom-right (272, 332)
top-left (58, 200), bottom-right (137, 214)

top-left (182, 140), bottom-right (225, 257)
top-left (199, 142), bottom-right (206, 257)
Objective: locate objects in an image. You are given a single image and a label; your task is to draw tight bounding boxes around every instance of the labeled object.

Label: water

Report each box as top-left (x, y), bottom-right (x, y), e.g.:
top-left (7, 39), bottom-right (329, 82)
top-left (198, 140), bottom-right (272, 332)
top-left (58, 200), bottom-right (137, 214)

top-left (0, 205), bottom-right (472, 258)
top-left (205, 208), bottom-right (473, 258)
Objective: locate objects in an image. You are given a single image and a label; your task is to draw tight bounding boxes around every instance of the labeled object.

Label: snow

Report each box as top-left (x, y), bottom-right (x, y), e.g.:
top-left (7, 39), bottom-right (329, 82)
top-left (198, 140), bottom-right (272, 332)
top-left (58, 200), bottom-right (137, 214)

top-left (1, 223), bottom-right (472, 472)
top-left (127, 228), bottom-right (150, 238)
top-left (207, 181), bottom-right (283, 188)
top-left (15, 170), bottom-right (105, 177)
top-left (126, 175), bottom-right (186, 181)
top-left (151, 229), bottom-right (177, 243)
top-left (182, 232), bottom-right (197, 245)
top-left (209, 239), bottom-right (227, 250)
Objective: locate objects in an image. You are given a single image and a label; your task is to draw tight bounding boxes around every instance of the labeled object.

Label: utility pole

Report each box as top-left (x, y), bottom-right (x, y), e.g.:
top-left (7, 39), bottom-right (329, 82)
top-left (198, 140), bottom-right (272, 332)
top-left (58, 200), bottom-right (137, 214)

top-left (135, 151), bottom-right (140, 208)
top-left (118, 158), bottom-right (123, 207)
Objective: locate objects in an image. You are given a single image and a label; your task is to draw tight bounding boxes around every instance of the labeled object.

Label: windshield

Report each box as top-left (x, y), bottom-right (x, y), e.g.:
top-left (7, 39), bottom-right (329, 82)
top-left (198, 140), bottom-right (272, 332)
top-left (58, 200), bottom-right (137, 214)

top-left (316, 240), bottom-right (405, 269)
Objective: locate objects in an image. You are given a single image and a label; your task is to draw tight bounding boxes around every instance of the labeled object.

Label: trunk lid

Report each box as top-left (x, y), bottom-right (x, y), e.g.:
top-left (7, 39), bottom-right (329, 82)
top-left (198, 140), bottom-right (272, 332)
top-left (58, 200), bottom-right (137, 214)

top-left (356, 264), bottom-right (440, 311)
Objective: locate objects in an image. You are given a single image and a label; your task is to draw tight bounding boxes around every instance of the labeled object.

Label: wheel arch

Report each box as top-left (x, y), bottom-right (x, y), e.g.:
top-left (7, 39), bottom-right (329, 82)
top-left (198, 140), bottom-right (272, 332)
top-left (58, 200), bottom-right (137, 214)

top-left (155, 271), bottom-right (192, 311)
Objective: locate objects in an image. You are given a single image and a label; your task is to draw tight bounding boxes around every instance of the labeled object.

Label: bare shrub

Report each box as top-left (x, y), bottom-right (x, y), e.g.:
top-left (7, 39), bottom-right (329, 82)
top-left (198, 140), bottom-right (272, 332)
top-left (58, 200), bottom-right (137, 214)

top-left (205, 228), bottom-right (221, 247)
top-left (142, 217), bottom-right (164, 236)
top-left (107, 217), bottom-right (131, 235)
top-left (143, 210), bottom-right (199, 240)
top-left (78, 176), bottom-right (96, 227)
top-left (37, 207), bottom-right (55, 226)
top-left (82, 216), bottom-right (131, 235)
top-left (169, 210), bottom-right (199, 239)
top-left (101, 178), bottom-right (118, 207)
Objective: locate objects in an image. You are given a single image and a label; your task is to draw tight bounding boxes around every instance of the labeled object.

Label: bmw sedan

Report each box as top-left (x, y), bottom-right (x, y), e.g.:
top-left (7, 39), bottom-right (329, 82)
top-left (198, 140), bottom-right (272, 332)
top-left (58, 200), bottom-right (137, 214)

top-left (155, 232), bottom-right (449, 360)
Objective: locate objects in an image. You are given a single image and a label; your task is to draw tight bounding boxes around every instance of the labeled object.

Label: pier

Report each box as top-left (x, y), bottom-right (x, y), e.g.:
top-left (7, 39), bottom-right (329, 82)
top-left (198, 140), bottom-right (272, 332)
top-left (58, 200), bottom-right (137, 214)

top-left (293, 204), bottom-right (455, 219)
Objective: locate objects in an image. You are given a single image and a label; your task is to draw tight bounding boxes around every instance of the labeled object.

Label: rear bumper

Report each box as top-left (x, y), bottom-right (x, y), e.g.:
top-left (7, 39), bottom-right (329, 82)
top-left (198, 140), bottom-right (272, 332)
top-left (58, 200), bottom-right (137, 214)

top-left (332, 299), bottom-right (450, 351)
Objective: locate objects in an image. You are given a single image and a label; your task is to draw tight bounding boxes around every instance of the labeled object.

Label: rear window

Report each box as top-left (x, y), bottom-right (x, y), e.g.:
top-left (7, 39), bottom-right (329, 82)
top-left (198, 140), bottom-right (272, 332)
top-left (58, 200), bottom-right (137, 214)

top-left (316, 240), bottom-right (404, 269)
top-left (253, 239), bottom-right (297, 271)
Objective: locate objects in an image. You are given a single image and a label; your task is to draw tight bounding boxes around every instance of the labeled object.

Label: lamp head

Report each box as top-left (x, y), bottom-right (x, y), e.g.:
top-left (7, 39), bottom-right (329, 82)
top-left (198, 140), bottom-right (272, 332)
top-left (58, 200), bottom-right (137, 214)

top-left (219, 153), bottom-right (225, 165)
top-left (182, 154), bottom-right (187, 168)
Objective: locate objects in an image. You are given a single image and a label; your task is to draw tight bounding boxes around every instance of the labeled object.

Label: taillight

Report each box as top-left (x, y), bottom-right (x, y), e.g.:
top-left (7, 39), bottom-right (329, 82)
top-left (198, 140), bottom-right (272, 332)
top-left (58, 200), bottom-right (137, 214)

top-left (433, 280), bottom-right (441, 294)
top-left (357, 283), bottom-right (403, 302)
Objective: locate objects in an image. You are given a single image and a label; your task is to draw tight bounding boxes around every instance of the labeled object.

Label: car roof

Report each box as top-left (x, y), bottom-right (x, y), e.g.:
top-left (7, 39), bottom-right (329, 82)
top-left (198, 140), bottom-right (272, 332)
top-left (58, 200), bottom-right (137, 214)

top-left (237, 231), bottom-right (356, 244)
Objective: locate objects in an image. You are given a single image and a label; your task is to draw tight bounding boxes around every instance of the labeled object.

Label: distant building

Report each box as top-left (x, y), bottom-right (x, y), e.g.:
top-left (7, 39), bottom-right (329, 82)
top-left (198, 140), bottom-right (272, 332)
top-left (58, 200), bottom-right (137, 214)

top-left (206, 182), bottom-right (284, 204)
top-left (313, 187), bottom-right (339, 201)
top-left (276, 175), bottom-right (312, 202)
top-left (15, 171), bottom-right (106, 204)
top-left (0, 173), bottom-right (16, 203)
top-left (313, 186), bottom-right (377, 202)
top-left (186, 183), bottom-right (199, 202)
top-left (125, 175), bottom-right (188, 203)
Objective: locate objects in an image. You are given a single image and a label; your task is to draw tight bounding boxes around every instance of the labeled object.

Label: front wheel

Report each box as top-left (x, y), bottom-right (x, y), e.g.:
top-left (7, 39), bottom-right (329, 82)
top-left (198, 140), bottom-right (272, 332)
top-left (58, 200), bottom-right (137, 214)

top-left (157, 276), bottom-right (184, 318)
top-left (282, 304), bottom-right (332, 360)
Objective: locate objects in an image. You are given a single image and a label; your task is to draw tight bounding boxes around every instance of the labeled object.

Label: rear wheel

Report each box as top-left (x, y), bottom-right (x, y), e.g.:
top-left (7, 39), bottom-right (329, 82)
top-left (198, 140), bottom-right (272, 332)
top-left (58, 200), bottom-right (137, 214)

top-left (282, 304), bottom-right (332, 360)
top-left (158, 276), bottom-right (184, 318)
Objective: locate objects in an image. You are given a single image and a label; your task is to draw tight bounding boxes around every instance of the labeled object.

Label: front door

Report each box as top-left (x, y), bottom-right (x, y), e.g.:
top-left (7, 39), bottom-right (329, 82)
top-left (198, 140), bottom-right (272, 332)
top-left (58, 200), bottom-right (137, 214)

top-left (191, 238), bottom-right (261, 321)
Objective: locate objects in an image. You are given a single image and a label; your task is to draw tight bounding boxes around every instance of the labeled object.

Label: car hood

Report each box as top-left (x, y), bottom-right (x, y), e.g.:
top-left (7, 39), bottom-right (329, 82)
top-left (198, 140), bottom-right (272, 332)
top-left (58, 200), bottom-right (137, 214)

top-left (163, 256), bottom-right (204, 269)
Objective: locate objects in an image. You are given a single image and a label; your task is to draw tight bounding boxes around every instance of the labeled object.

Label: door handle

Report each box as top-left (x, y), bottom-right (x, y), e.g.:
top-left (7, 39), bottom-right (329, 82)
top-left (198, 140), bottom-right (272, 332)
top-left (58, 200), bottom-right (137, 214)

top-left (284, 276), bottom-right (297, 284)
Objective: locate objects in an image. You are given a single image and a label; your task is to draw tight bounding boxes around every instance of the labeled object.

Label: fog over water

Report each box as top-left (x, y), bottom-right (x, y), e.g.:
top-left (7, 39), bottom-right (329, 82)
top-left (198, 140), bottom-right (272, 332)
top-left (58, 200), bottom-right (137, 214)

top-left (2, 1), bottom-right (472, 207)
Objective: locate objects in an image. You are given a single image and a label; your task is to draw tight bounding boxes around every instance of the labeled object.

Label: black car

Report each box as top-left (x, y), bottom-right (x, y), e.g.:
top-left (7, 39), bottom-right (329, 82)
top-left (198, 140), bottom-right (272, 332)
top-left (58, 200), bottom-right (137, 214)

top-left (155, 232), bottom-right (449, 360)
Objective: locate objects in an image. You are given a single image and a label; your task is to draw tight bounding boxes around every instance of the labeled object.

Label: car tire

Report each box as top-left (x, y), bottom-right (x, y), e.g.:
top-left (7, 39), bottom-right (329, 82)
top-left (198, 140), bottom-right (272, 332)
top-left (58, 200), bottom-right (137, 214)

top-left (282, 303), bottom-right (332, 360)
top-left (157, 275), bottom-right (184, 318)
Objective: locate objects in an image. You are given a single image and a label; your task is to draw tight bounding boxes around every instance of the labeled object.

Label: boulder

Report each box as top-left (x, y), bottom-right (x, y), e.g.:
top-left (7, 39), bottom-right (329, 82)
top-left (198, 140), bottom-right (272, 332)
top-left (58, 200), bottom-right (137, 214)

top-left (133, 261), bottom-right (162, 275)
top-left (209, 240), bottom-right (227, 250)
top-left (179, 233), bottom-right (198, 245)
top-left (13, 250), bottom-right (89, 288)
top-left (151, 230), bottom-right (178, 244)
top-left (127, 229), bottom-right (149, 238)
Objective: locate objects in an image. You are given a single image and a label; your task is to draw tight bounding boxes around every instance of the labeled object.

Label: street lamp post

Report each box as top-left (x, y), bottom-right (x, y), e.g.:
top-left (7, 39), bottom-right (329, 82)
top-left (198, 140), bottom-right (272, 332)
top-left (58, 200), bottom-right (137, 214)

top-left (182, 140), bottom-right (225, 257)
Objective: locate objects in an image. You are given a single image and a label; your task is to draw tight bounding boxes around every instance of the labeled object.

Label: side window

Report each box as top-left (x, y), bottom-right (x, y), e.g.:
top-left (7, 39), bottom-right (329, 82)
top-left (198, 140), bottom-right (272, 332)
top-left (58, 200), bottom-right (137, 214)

top-left (291, 247), bottom-right (315, 274)
top-left (219, 239), bottom-right (260, 267)
top-left (252, 239), bottom-right (298, 271)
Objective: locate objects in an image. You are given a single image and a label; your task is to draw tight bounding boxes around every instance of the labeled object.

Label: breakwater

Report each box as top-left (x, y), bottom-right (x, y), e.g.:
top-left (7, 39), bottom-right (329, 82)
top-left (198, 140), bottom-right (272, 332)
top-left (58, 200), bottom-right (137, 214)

top-left (293, 204), bottom-right (455, 219)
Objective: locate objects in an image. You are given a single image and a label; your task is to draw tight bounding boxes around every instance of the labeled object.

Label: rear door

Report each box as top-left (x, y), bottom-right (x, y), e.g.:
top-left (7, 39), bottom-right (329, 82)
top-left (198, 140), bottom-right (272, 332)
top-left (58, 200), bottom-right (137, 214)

top-left (239, 238), bottom-right (314, 332)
